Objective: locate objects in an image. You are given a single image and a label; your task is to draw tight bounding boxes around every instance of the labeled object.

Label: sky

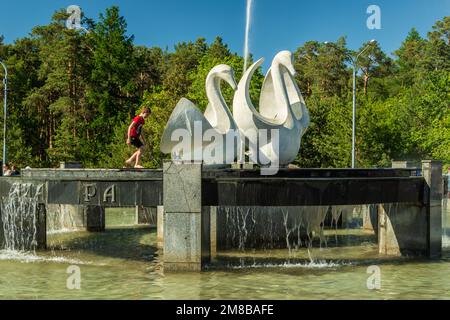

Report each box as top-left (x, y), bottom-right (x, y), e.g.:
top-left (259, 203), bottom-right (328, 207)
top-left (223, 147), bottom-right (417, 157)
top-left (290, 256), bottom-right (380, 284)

top-left (0, 0), bottom-right (449, 69)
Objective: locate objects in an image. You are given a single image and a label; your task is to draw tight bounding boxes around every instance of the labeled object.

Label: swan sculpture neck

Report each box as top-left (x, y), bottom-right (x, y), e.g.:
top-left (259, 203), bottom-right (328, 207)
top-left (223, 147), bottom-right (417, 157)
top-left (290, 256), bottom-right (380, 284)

top-left (205, 71), bottom-right (233, 133)
top-left (271, 57), bottom-right (295, 127)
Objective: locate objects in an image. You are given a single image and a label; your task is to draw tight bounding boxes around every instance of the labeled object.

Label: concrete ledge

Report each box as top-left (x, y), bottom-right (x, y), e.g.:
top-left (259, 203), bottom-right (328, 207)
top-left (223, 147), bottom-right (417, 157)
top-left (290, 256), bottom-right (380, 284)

top-left (163, 162), bottom-right (202, 213)
top-left (203, 177), bottom-right (424, 206)
top-left (21, 169), bottom-right (163, 181)
top-left (85, 206), bottom-right (105, 232)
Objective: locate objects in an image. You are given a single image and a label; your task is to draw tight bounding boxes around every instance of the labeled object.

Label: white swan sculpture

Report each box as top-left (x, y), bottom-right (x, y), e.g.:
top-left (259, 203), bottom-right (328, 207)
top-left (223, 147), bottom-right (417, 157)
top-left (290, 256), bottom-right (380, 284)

top-left (160, 64), bottom-right (240, 165)
top-left (233, 50), bottom-right (310, 166)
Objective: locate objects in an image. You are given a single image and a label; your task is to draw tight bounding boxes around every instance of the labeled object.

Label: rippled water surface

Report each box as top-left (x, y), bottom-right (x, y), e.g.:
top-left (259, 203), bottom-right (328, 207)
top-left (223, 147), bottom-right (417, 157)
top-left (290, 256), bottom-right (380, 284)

top-left (1, 205), bottom-right (450, 300)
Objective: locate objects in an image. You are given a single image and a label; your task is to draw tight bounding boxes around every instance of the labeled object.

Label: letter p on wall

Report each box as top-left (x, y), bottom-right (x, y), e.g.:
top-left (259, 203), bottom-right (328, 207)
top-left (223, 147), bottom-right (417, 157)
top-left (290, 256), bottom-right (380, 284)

top-left (367, 5), bottom-right (381, 30)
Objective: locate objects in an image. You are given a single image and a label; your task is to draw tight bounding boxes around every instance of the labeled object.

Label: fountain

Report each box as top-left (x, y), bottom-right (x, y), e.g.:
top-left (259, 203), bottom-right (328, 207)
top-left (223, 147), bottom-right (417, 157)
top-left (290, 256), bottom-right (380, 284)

top-left (0, 38), bottom-right (443, 273)
top-left (243, 0), bottom-right (253, 72)
top-left (160, 50), bottom-right (310, 169)
top-left (233, 51), bottom-right (310, 167)
top-left (160, 158), bottom-right (443, 271)
top-left (0, 183), bottom-right (46, 251)
top-left (0, 161), bottom-right (442, 273)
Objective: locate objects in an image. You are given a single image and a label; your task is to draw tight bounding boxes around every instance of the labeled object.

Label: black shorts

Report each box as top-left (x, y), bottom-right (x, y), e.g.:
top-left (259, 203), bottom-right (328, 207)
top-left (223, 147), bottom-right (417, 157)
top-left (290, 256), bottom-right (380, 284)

top-left (130, 137), bottom-right (143, 149)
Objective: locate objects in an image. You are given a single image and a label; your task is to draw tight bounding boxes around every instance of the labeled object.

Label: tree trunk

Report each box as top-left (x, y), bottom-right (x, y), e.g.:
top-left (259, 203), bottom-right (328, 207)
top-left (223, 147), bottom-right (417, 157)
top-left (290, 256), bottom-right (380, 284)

top-left (364, 74), bottom-right (370, 96)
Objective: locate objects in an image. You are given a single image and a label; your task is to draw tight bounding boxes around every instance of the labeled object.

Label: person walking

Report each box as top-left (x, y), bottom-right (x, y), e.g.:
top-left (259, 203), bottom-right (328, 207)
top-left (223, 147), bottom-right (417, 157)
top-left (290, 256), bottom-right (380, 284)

top-left (125, 107), bottom-right (151, 169)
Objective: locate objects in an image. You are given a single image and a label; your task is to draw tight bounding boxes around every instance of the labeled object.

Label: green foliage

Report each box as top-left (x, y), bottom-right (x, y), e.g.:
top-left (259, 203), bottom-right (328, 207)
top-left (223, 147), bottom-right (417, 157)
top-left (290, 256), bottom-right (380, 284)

top-left (296, 94), bottom-right (351, 168)
top-left (98, 121), bottom-right (130, 168)
top-left (295, 38), bottom-right (351, 98)
top-left (87, 6), bottom-right (136, 155)
top-left (186, 37), bottom-right (263, 111)
top-left (0, 9), bottom-right (449, 171)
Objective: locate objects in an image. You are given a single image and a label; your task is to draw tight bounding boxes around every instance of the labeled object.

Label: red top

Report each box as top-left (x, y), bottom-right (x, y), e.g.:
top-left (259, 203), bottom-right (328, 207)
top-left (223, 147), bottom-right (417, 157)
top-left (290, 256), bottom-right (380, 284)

top-left (130, 116), bottom-right (145, 138)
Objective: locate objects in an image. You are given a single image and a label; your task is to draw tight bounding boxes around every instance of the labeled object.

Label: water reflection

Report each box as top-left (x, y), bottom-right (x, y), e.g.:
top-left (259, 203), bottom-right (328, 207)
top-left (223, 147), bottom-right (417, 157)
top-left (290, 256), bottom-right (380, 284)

top-left (0, 203), bottom-right (449, 299)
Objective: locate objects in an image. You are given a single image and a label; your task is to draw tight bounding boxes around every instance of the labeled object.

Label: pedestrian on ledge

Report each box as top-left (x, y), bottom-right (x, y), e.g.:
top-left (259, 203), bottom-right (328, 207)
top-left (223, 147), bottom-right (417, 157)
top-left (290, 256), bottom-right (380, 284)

top-left (125, 106), bottom-right (151, 169)
top-left (2, 163), bottom-right (11, 176)
top-left (10, 165), bottom-right (20, 176)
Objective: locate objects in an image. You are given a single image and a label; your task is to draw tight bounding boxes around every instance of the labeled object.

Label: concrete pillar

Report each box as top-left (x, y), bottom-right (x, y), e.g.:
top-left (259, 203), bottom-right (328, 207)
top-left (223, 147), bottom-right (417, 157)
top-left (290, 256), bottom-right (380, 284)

top-left (201, 206), bottom-right (211, 265)
top-left (422, 160), bottom-right (443, 258)
top-left (135, 206), bottom-right (156, 225)
top-left (85, 206), bottom-right (105, 232)
top-left (362, 204), bottom-right (378, 232)
top-left (378, 160), bottom-right (443, 257)
top-left (36, 203), bottom-right (47, 250)
top-left (163, 161), bottom-right (209, 271)
top-left (210, 206), bottom-right (217, 261)
top-left (378, 203), bottom-right (427, 256)
top-left (443, 198), bottom-right (450, 247)
top-left (157, 205), bottom-right (164, 249)
top-left (372, 160), bottom-right (423, 237)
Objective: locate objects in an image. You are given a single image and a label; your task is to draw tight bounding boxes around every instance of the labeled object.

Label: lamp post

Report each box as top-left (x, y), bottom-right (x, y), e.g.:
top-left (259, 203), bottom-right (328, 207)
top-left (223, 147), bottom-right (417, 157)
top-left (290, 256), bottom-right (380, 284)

top-left (349, 40), bottom-right (376, 168)
top-left (324, 40), bottom-right (376, 168)
top-left (0, 61), bottom-right (7, 168)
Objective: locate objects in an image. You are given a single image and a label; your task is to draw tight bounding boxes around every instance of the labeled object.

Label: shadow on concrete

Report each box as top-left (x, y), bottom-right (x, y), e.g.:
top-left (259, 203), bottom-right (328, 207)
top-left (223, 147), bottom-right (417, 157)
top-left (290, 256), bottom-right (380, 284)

top-left (47, 226), bottom-right (158, 262)
top-left (218, 230), bottom-right (377, 250)
top-left (313, 232), bottom-right (377, 248)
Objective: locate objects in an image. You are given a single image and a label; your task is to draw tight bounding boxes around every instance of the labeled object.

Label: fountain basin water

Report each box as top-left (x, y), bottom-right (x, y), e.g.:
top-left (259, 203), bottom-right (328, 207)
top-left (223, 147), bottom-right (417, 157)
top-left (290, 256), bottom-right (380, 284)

top-left (0, 161), bottom-right (443, 273)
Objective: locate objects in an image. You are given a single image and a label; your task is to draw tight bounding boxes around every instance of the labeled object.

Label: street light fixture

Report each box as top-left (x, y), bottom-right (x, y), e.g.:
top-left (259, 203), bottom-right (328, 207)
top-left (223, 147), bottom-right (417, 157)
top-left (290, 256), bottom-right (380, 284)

top-left (0, 61), bottom-right (7, 170)
top-left (324, 39), bottom-right (376, 168)
top-left (350, 40), bottom-right (376, 169)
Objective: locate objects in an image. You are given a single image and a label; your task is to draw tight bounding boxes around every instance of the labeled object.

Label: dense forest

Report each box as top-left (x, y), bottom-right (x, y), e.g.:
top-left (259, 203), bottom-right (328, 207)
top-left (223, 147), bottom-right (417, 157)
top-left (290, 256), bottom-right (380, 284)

top-left (0, 7), bottom-right (448, 170)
